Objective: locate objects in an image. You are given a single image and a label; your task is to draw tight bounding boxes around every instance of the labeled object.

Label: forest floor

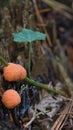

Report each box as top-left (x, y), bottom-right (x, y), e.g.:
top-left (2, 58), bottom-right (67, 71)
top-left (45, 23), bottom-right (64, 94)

top-left (0, 0), bottom-right (73, 130)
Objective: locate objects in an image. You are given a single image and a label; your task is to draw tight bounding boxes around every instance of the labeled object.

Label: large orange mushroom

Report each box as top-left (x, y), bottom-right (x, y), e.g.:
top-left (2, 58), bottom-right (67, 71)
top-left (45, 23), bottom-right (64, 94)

top-left (2, 89), bottom-right (21, 109)
top-left (3, 63), bottom-right (27, 81)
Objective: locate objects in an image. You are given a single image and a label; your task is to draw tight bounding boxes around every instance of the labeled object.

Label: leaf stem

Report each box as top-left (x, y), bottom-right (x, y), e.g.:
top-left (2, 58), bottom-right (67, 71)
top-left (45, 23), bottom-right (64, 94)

top-left (28, 42), bottom-right (32, 78)
top-left (24, 77), bottom-right (65, 96)
top-left (0, 56), bottom-right (65, 97)
top-left (0, 56), bottom-right (8, 66)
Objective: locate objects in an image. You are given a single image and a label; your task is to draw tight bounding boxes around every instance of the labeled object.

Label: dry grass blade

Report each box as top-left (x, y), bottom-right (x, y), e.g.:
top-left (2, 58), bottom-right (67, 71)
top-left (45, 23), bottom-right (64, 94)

top-left (57, 62), bottom-right (73, 96)
top-left (33, 0), bottom-right (52, 47)
top-left (41, 0), bottom-right (73, 19)
top-left (51, 95), bottom-right (73, 130)
top-left (42, 0), bottom-right (72, 12)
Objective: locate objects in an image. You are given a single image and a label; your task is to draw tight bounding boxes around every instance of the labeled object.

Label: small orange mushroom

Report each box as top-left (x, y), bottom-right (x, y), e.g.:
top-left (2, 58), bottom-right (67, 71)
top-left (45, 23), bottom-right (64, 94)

top-left (2, 89), bottom-right (21, 109)
top-left (3, 63), bottom-right (27, 81)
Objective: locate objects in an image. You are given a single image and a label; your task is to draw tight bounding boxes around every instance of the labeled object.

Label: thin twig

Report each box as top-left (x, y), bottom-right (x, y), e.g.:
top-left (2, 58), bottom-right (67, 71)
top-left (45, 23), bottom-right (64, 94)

top-left (34, 8), bottom-right (51, 15)
top-left (24, 109), bottom-right (50, 128)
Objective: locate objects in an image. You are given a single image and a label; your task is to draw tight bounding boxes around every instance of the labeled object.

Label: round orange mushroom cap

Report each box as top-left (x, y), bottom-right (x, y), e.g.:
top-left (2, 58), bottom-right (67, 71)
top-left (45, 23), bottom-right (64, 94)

top-left (3, 63), bottom-right (27, 81)
top-left (2, 89), bottom-right (21, 109)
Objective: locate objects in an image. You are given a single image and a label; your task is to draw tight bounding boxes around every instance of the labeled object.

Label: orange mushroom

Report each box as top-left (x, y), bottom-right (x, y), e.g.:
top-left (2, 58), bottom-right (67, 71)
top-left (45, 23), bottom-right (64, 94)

top-left (2, 89), bottom-right (21, 109)
top-left (3, 63), bottom-right (27, 81)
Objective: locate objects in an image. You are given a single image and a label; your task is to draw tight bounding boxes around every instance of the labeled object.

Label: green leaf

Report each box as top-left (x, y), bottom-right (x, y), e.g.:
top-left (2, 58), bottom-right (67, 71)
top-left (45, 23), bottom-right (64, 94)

top-left (12, 28), bottom-right (46, 43)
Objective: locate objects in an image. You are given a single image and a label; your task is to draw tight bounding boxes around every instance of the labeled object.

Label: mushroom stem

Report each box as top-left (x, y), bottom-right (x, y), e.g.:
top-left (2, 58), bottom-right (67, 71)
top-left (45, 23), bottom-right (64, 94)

top-left (24, 77), bottom-right (65, 96)
top-left (0, 56), bottom-right (8, 66)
